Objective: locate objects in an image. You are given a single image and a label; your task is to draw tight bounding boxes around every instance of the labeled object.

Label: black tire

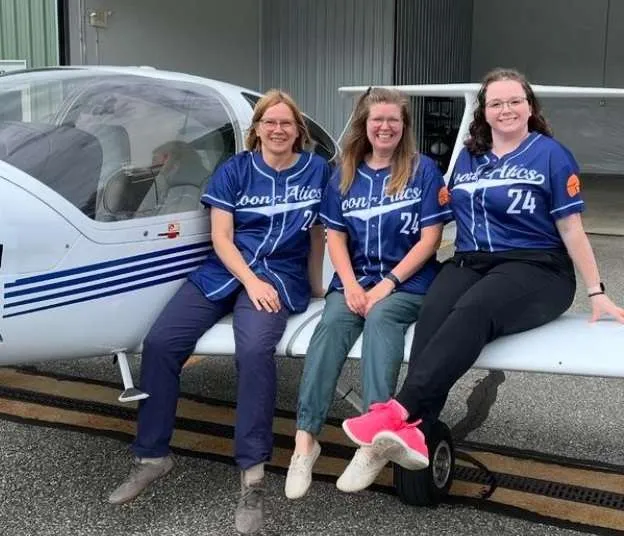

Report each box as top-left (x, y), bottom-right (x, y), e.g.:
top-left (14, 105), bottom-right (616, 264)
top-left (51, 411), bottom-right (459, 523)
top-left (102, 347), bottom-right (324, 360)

top-left (393, 421), bottom-right (455, 506)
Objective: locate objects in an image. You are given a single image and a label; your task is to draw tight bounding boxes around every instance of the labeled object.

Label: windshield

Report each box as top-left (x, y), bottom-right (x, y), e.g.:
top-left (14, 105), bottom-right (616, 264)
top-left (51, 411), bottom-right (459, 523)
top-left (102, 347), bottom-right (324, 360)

top-left (0, 69), bottom-right (238, 220)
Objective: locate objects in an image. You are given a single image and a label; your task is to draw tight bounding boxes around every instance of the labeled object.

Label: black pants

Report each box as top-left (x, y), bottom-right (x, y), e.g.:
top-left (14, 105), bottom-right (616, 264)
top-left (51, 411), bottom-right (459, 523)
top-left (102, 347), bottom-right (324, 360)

top-left (395, 249), bottom-right (576, 425)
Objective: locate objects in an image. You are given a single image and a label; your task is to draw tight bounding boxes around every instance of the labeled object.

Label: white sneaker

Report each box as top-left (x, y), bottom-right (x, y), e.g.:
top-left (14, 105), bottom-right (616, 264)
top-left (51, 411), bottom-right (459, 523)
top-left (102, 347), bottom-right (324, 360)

top-left (336, 446), bottom-right (388, 493)
top-left (284, 441), bottom-right (321, 499)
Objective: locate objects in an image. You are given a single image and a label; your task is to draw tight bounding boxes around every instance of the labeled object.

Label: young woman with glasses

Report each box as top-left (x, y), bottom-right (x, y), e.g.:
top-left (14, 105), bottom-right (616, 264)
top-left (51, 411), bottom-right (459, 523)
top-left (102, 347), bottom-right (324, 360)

top-left (108, 89), bottom-right (330, 535)
top-left (285, 87), bottom-right (452, 499)
top-left (341, 68), bottom-right (624, 481)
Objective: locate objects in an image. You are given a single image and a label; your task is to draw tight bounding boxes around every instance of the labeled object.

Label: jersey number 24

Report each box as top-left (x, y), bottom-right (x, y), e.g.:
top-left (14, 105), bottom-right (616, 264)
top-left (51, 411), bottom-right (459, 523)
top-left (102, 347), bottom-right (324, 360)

top-left (507, 189), bottom-right (536, 214)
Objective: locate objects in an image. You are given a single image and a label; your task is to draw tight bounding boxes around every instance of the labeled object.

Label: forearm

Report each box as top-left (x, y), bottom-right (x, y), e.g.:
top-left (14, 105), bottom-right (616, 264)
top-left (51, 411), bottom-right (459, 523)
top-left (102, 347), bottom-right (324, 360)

top-left (390, 224), bottom-right (443, 282)
top-left (307, 226), bottom-right (325, 293)
top-left (556, 214), bottom-right (601, 291)
top-left (327, 230), bottom-right (358, 287)
top-left (212, 234), bottom-right (257, 286)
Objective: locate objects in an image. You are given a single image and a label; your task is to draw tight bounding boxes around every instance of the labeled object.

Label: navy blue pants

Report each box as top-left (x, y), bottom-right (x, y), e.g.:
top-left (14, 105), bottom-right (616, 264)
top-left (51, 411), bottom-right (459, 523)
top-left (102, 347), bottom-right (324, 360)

top-left (132, 280), bottom-right (289, 469)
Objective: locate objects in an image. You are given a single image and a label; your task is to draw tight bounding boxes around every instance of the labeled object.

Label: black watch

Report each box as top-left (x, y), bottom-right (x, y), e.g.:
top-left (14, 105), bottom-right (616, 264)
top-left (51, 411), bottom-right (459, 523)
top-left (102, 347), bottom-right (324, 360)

top-left (384, 272), bottom-right (401, 287)
top-left (588, 282), bottom-right (605, 298)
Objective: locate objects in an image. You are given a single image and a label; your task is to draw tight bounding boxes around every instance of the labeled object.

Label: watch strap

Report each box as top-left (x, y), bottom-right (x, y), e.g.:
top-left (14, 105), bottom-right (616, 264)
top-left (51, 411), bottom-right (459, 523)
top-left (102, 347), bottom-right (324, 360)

top-left (384, 272), bottom-right (401, 287)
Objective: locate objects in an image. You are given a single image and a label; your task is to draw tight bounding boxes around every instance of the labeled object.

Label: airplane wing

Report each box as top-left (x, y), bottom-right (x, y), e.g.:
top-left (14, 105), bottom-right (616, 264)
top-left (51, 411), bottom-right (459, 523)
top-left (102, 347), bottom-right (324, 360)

top-left (336, 83), bottom-right (624, 180)
top-left (338, 83), bottom-right (624, 99)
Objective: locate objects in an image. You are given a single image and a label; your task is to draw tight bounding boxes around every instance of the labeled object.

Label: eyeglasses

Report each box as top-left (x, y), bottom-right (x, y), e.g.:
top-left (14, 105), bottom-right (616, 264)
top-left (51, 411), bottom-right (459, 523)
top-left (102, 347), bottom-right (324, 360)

top-left (485, 97), bottom-right (528, 112)
top-left (258, 119), bottom-right (296, 130)
top-left (368, 117), bottom-right (403, 127)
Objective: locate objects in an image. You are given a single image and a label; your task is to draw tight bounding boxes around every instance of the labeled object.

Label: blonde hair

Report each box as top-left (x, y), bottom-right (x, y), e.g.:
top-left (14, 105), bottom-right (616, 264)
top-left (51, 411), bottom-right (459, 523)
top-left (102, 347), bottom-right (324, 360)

top-left (245, 89), bottom-right (312, 152)
top-left (340, 87), bottom-right (417, 195)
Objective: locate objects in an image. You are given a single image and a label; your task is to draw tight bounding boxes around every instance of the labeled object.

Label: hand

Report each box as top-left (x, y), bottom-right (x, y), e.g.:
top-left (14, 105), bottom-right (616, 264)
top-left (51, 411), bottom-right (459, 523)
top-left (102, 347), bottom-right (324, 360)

top-left (344, 281), bottom-right (367, 316)
top-left (364, 279), bottom-right (395, 316)
top-left (589, 294), bottom-right (624, 323)
top-left (244, 277), bottom-right (281, 313)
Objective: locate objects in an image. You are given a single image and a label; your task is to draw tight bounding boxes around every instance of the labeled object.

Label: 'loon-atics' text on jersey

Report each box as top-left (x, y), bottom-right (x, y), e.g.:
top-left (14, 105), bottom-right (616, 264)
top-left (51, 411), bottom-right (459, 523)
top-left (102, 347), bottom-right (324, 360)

top-left (321, 155), bottom-right (452, 295)
top-left (450, 132), bottom-right (585, 253)
top-left (191, 151), bottom-right (330, 313)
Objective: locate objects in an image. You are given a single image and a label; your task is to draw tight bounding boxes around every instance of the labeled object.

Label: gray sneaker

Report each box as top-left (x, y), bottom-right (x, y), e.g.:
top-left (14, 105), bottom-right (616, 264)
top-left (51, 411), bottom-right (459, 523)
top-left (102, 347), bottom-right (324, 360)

top-left (235, 474), bottom-right (265, 534)
top-left (108, 456), bottom-right (174, 505)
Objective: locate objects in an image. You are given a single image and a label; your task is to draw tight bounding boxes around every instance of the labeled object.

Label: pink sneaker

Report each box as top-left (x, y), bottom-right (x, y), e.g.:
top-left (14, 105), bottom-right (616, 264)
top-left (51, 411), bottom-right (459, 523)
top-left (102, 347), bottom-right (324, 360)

top-left (342, 399), bottom-right (409, 447)
top-left (373, 420), bottom-right (429, 471)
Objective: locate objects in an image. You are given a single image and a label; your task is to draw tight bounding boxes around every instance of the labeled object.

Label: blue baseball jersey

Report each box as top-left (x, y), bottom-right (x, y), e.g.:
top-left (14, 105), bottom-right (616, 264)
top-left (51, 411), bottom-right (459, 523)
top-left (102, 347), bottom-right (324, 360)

top-left (450, 133), bottom-right (585, 252)
top-left (320, 155), bottom-right (452, 295)
top-left (190, 150), bottom-right (330, 313)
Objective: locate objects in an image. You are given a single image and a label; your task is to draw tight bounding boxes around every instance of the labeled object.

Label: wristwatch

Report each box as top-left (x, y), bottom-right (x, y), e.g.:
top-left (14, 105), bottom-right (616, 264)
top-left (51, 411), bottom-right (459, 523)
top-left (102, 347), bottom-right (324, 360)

top-left (588, 282), bottom-right (605, 298)
top-left (384, 272), bottom-right (401, 288)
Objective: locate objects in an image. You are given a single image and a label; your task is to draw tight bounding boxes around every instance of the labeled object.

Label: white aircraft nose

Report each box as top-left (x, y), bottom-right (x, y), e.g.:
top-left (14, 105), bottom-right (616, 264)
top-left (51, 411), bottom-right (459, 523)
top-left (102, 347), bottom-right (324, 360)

top-left (0, 172), bottom-right (80, 275)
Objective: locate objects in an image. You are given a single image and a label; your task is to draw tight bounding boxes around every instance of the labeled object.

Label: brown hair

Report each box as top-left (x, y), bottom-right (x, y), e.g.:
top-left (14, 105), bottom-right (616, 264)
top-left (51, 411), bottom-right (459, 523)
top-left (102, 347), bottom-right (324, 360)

top-left (465, 68), bottom-right (552, 155)
top-left (340, 87), bottom-right (417, 196)
top-left (245, 89), bottom-right (312, 153)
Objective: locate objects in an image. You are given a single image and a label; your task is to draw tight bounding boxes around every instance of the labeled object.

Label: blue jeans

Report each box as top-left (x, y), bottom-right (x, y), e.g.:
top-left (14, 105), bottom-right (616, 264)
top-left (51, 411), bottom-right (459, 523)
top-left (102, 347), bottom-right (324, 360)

top-left (296, 290), bottom-right (423, 435)
top-left (132, 280), bottom-right (289, 469)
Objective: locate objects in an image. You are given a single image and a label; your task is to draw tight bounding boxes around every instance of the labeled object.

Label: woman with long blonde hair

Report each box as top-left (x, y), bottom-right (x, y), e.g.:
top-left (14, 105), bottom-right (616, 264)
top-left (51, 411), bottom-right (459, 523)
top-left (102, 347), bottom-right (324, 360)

top-left (285, 87), bottom-right (452, 499)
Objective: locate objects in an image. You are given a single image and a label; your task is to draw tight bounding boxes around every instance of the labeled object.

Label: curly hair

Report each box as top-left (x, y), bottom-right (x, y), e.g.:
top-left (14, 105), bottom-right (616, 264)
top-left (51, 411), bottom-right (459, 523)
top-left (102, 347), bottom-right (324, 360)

top-left (245, 89), bottom-right (312, 153)
top-left (340, 87), bottom-right (417, 196)
top-left (465, 68), bottom-right (552, 155)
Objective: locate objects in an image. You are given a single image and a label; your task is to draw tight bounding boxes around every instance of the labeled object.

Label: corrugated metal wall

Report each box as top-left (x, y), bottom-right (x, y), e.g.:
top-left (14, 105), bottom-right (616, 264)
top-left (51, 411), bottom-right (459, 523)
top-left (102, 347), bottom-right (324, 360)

top-left (0, 0), bottom-right (58, 67)
top-left (395, 0), bottom-right (472, 84)
top-left (395, 0), bottom-right (473, 164)
top-left (260, 0), bottom-right (395, 138)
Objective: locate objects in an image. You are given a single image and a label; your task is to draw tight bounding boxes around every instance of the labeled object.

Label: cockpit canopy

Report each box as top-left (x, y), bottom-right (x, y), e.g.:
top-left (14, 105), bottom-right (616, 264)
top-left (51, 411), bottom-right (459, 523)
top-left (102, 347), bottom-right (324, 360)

top-left (0, 69), bottom-right (239, 221)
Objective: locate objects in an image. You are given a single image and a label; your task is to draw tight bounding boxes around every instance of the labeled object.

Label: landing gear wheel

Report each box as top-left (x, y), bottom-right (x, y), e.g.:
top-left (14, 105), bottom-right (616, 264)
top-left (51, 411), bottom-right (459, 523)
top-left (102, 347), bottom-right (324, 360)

top-left (393, 421), bottom-right (455, 506)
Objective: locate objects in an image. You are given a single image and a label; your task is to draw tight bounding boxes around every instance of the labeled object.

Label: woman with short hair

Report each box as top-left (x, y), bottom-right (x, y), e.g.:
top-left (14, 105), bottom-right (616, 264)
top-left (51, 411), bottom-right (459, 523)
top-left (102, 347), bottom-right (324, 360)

top-left (108, 89), bottom-right (330, 535)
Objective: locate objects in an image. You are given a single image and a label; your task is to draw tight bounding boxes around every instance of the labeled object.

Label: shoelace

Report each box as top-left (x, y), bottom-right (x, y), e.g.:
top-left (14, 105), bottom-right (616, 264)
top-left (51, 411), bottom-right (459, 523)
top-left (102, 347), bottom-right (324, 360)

top-left (289, 453), bottom-right (315, 475)
top-left (240, 484), bottom-right (264, 508)
top-left (397, 419), bottom-right (426, 441)
top-left (352, 449), bottom-right (385, 470)
top-left (367, 401), bottom-right (406, 429)
top-left (402, 418), bottom-right (423, 430)
top-left (126, 461), bottom-right (149, 483)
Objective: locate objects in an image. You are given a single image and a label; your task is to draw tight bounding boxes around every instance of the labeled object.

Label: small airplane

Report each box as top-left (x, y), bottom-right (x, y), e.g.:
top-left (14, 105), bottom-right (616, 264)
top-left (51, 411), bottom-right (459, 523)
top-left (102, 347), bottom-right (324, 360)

top-left (2, 66), bottom-right (624, 394)
top-left (0, 65), bottom-right (341, 400)
top-left (2, 65), bottom-right (624, 507)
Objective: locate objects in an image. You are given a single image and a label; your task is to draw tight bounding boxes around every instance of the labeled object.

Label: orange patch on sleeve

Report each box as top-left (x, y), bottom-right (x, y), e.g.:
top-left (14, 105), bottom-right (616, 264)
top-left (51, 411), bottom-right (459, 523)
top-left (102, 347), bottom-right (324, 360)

top-left (566, 174), bottom-right (581, 197)
top-left (438, 186), bottom-right (450, 205)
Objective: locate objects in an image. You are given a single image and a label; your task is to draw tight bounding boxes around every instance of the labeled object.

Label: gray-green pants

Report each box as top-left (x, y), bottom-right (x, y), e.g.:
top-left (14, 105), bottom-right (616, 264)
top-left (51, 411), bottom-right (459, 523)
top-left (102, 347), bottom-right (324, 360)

top-left (296, 290), bottom-right (423, 435)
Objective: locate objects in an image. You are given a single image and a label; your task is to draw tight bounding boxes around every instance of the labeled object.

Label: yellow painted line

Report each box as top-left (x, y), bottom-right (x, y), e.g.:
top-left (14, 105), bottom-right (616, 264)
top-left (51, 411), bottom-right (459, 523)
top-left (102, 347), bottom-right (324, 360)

top-left (459, 451), bottom-right (624, 496)
top-left (449, 479), bottom-right (491, 498)
top-left (0, 396), bottom-right (394, 487)
top-left (453, 471), bottom-right (624, 528)
top-left (3, 367), bottom-right (624, 531)
top-left (487, 487), bottom-right (624, 532)
top-left (0, 368), bottom-right (351, 446)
